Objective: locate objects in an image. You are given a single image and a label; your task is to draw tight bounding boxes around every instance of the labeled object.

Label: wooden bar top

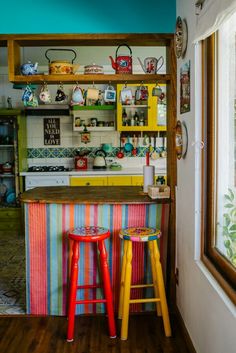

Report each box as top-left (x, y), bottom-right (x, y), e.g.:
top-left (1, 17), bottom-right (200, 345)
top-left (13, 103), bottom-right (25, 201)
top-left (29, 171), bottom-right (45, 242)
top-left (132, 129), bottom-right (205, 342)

top-left (20, 186), bottom-right (170, 205)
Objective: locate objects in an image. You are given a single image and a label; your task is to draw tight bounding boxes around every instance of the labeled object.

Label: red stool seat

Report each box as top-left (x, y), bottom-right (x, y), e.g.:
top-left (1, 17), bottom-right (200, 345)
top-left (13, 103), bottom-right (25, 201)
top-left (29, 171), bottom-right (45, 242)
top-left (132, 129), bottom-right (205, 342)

top-left (67, 226), bottom-right (116, 342)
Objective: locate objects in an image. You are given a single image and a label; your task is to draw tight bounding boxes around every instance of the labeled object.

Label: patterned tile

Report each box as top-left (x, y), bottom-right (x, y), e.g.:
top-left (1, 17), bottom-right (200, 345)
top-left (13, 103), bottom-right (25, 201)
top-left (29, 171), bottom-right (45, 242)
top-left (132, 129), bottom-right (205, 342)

top-left (27, 146), bottom-right (158, 159)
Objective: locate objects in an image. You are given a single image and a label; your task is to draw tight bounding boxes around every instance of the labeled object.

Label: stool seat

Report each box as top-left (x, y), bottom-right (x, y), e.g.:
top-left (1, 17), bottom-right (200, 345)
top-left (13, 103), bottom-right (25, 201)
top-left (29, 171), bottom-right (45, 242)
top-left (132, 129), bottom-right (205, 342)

top-left (69, 226), bottom-right (110, 242)
top-left (67, 226), bottom-right (116, 342)
top-left (119, 227), bottom-right (161, 242)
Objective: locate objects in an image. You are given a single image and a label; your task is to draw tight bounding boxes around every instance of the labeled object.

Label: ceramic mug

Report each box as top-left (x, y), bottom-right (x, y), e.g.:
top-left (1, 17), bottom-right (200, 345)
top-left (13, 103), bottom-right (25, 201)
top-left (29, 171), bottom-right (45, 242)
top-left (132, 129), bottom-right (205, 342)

top-left (39, 83), bottom-right (51, 103)
top-left (22, 85), bottom-right (33, 102)
top-left (71, 85), bottom-right (84, 105)
top-left (87, 87), bottom-right (99, 100)
top-left (120, 87), bottom-right (132, 104)
top-left (55, 85), bottom-right (67, 102)
top-left (152, 85), bottom-right (162, 97)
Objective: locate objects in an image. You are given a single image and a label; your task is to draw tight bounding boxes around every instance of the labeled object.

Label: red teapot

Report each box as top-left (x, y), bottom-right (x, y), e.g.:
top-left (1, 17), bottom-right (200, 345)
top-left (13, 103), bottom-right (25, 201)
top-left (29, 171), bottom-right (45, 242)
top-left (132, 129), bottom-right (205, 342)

top-left (109, 44), bottom-right (132, 74)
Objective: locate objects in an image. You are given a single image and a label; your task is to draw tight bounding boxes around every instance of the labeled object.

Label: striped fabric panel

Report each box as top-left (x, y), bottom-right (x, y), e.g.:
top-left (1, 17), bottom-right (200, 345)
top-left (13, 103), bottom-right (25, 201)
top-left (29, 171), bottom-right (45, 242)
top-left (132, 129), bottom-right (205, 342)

top-left (25, 203), bottom-right (170, 315)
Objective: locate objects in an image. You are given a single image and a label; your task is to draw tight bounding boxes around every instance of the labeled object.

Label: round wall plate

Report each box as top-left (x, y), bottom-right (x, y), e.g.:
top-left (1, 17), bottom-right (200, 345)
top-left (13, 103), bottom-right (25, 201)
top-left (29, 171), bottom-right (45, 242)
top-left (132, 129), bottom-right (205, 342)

top-left (174, 16), bottom-right (188, 59)
top-left (175, 120), bottom-right (188, 159)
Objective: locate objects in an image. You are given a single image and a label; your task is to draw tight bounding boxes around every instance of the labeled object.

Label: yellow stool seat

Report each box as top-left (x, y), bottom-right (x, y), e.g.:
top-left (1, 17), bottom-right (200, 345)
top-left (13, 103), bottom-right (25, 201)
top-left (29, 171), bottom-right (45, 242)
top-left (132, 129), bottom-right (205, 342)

top-left (118, 227), bottom-right (171, 340)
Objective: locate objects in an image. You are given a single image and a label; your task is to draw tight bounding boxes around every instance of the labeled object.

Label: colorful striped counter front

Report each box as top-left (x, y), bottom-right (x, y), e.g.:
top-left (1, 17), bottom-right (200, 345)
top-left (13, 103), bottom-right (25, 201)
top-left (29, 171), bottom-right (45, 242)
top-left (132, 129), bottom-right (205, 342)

top-left (21, 186), bottom-right (170, 315)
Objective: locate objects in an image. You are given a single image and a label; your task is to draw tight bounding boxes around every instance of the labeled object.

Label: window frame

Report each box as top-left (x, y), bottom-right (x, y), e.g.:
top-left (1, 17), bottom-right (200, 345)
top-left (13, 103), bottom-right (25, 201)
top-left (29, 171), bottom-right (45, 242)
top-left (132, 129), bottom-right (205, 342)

top-left (201, 33), bottom-right (236, 305)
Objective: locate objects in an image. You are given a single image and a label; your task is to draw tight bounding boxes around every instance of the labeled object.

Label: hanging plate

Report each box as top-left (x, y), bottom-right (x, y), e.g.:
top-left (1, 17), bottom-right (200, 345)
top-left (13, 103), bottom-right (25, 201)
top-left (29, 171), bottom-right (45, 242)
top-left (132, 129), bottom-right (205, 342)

top-left (175, 120), bottom-right (188, 160)
top-left (174, 16), bottom-right (188, 59)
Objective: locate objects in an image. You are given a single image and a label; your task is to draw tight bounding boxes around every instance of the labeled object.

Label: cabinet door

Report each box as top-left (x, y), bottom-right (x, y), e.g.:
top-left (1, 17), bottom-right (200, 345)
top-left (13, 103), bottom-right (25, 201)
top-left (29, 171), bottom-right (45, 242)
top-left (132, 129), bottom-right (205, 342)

top-left (70, 176), bottom-right (107, 186)
top-left (107, 176), bottom-right (132, 186)
top-left (132, 176), bottom-right (143, 186)
top-left (117, 83), bottom-right (167, 132)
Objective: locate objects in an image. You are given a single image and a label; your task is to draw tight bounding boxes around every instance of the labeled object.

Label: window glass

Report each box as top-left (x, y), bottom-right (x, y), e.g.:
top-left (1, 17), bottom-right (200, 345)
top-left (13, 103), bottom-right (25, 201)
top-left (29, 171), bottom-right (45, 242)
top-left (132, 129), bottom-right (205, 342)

top-left (215, 12), bottom-right (236, 268)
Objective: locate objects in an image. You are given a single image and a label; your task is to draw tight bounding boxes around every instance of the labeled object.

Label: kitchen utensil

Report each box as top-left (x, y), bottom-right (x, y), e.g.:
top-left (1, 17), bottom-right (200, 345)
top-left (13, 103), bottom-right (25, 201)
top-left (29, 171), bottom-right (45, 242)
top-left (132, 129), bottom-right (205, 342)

top-left (84, 63), bottom-right (104, 74)
top-left (104, 84), bottom-right (116, 103)
top-left (120, 87), bottom-right (133, 105)
top-left (152, 84), bottom-right (163, 97)
top-left (93, 149), bottom-right (107, 169)
top-left (124, 136), bottom-right (133, 153)
top-left (5, 189), bottom-right (16, 204)
top-left (151, 134), bottom-right (159, 160)
top-left (109, 162), bottom-right (122, 171)
top-left (71, 85), bottom-right (84, 106)
top-left (22, 85), bottom-right (33, 103)
top-left (109, 44), bottom-right (132, 74)
top-left (2, 162), bottom-right (13, 174)
top-left (45, 48), bottom-right (78, 74)
top-left (87, 87), bottom-right (99, 100)
top-left (116, 134), bottom-right (124, 159)
top-left (132, 135), bottom-right (138, 156)
top-left (102, 143), bottom-right (112, 153)
top-left (137, 56), bottom-right (164, 74)
top-left (135, 85), bottom-right (148, 102)
top-left (55, 84), bottom-right (67, 102)
top-left (80, 125), bottom-right (91, 144)
top-left (74, 149), bottom-right (88, 170)
top-left (20, 61), bottom-right (38, 75)
top-left (39, 83), bottom-right (52, 103)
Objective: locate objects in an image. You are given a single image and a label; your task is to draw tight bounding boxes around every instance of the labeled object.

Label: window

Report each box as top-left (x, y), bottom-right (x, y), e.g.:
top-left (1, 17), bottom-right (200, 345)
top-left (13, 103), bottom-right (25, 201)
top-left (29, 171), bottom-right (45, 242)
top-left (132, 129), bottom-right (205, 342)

top-left (202, 12), bottom-right (236, 304)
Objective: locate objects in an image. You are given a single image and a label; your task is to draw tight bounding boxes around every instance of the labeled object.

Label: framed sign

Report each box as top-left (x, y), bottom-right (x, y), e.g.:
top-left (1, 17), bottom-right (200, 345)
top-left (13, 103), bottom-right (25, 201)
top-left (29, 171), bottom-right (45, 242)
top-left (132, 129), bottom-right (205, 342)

top-left (44, 118), bottom-right (61, 145)
top-left (180, 60), bottom-right (191, 114)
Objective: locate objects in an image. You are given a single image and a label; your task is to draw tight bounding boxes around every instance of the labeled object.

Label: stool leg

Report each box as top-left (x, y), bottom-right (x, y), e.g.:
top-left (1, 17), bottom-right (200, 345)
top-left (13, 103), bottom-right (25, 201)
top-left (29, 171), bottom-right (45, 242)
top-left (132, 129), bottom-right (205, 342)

top-left (121, 240), bottom-right (132, 340)
top-left (98, 240), bottom-right (116, 338)
top-left (118, 240), bottom-right (128, 319)
top-left (67, 241), bottom-right (80, 342)
top-left (153, 240), bottom-right (172, 337)
top-left (148, 241), bottom-right (162, 316)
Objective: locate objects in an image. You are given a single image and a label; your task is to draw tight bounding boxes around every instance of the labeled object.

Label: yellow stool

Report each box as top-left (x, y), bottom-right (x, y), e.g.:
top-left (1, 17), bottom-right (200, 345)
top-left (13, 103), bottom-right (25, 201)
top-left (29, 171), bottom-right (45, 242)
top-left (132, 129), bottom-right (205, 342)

top-left (118, 227), bottom-right (171, 340)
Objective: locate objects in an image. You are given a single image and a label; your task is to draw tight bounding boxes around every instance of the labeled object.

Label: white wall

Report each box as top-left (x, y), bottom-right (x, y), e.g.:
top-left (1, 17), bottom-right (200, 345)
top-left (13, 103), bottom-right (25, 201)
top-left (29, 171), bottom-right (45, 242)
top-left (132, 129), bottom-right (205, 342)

top-left (176, 1), bottom-right (236, 353)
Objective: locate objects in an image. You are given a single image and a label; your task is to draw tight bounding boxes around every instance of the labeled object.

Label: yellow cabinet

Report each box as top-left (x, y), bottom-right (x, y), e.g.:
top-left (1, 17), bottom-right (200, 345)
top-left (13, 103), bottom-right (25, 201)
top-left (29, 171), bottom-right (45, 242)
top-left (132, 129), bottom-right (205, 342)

top-left (117, 83), bottom-right (167, 132)
top-left (132, 176), bottom-right (143, 186)
top-left (107, 176), bottom-right (132, 186)
top-left (70, 176), bottom-right (107, 186)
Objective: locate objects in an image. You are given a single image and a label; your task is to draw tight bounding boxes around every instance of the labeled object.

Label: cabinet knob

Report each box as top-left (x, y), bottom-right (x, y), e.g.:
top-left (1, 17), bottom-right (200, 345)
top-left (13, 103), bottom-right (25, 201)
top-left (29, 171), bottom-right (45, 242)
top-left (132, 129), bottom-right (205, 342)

top-left (86, 182), bottom-right (90, 186)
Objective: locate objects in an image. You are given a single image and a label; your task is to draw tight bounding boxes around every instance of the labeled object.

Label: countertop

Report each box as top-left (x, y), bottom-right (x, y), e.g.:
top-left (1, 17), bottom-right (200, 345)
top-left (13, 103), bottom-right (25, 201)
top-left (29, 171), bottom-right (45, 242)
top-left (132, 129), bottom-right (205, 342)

top-left (20, 186), bottom-right (170, 204)
top-left (20, 167), bottom-right (167, 176)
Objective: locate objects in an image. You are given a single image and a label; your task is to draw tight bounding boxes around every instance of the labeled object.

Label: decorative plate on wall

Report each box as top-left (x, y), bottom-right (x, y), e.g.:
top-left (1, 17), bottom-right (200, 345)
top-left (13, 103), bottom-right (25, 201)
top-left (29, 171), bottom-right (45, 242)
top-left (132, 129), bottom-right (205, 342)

top-left (174, 16), bottom-right (188, 59)
top-left (175, 120), bottom-right (188, 159)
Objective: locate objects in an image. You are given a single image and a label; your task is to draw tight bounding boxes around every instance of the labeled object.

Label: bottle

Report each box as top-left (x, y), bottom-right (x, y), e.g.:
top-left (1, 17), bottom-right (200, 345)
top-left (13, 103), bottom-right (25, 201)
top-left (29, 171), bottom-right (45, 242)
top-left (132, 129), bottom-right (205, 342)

top-left (122, 108), bottom-right (127, 126)
top-left (134, 111), bottom-right (139, 126)
top-left (130, 115), bottom-right (135, 126)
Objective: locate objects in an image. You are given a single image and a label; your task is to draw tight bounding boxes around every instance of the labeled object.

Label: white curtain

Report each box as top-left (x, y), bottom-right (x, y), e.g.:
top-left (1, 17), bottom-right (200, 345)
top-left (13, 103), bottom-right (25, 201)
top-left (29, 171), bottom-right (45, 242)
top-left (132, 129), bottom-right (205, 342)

top-left (193, 0), bottom-right (236, 42)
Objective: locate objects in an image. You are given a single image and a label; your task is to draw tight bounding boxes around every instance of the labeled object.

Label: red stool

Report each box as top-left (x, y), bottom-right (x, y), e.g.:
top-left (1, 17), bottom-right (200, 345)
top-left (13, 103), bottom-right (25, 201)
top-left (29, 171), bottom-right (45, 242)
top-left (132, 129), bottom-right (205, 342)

top-left (67, 226), bottom-right (116, 342)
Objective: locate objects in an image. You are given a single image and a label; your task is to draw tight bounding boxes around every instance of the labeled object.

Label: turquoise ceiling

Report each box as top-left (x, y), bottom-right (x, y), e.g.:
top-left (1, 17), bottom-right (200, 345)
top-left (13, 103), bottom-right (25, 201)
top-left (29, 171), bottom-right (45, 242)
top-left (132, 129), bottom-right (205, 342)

top-left (1, 0), bottom-right (176, 34)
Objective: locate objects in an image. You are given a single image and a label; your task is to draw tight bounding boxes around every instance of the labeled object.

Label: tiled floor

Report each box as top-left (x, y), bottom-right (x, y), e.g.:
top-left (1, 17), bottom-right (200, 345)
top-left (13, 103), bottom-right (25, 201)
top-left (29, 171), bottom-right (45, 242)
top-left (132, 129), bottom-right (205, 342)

top-left (0, 233), bottom-right (26, 314)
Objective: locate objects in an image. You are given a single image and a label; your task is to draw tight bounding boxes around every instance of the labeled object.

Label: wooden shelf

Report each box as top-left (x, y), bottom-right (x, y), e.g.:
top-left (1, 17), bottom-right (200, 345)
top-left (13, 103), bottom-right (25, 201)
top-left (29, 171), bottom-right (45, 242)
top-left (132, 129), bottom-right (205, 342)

top-left (72, 105), bottom-right (115, 111)
top-left (10, 74), bottom-right (171, 84)
top-left (73, 126), bottom-right (115, 132)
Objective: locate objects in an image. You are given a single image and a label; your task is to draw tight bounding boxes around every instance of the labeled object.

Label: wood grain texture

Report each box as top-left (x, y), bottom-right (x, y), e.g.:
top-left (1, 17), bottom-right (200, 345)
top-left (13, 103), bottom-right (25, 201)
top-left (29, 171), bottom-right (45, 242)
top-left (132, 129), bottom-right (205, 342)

top-left (0, 314), bottom-right (192, 353)
top-left (20, 186), bottom-right (171, 205)
top-left (0, 33), bottom-right (173, 47)
top-left (10, 74), bottom-right (171, 84)
top-left (166, 37), bottom-right (177, 306)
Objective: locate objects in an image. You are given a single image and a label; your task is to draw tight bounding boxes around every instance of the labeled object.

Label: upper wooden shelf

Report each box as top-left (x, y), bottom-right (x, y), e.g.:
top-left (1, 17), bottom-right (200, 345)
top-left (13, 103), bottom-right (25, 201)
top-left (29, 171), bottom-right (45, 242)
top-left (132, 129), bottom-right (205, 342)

top-left (11, 74), bottom-right (171, 84)
top-left (5, 33), bottom-right (175, 84)
top-left (0, 33), bottom-right (173, 47)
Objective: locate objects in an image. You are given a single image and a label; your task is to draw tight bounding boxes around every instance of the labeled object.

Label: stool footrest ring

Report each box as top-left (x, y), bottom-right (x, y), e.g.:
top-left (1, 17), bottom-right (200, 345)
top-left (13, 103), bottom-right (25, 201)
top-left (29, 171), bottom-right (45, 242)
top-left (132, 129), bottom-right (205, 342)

top-left (76, 299), bottom-right (107, 304)
top-left (131, 284), bottom-right (154, 289)
top-left (77, 284), bottom-right (102, 289)
top-left (129, 298), bottom-right (161, 304)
